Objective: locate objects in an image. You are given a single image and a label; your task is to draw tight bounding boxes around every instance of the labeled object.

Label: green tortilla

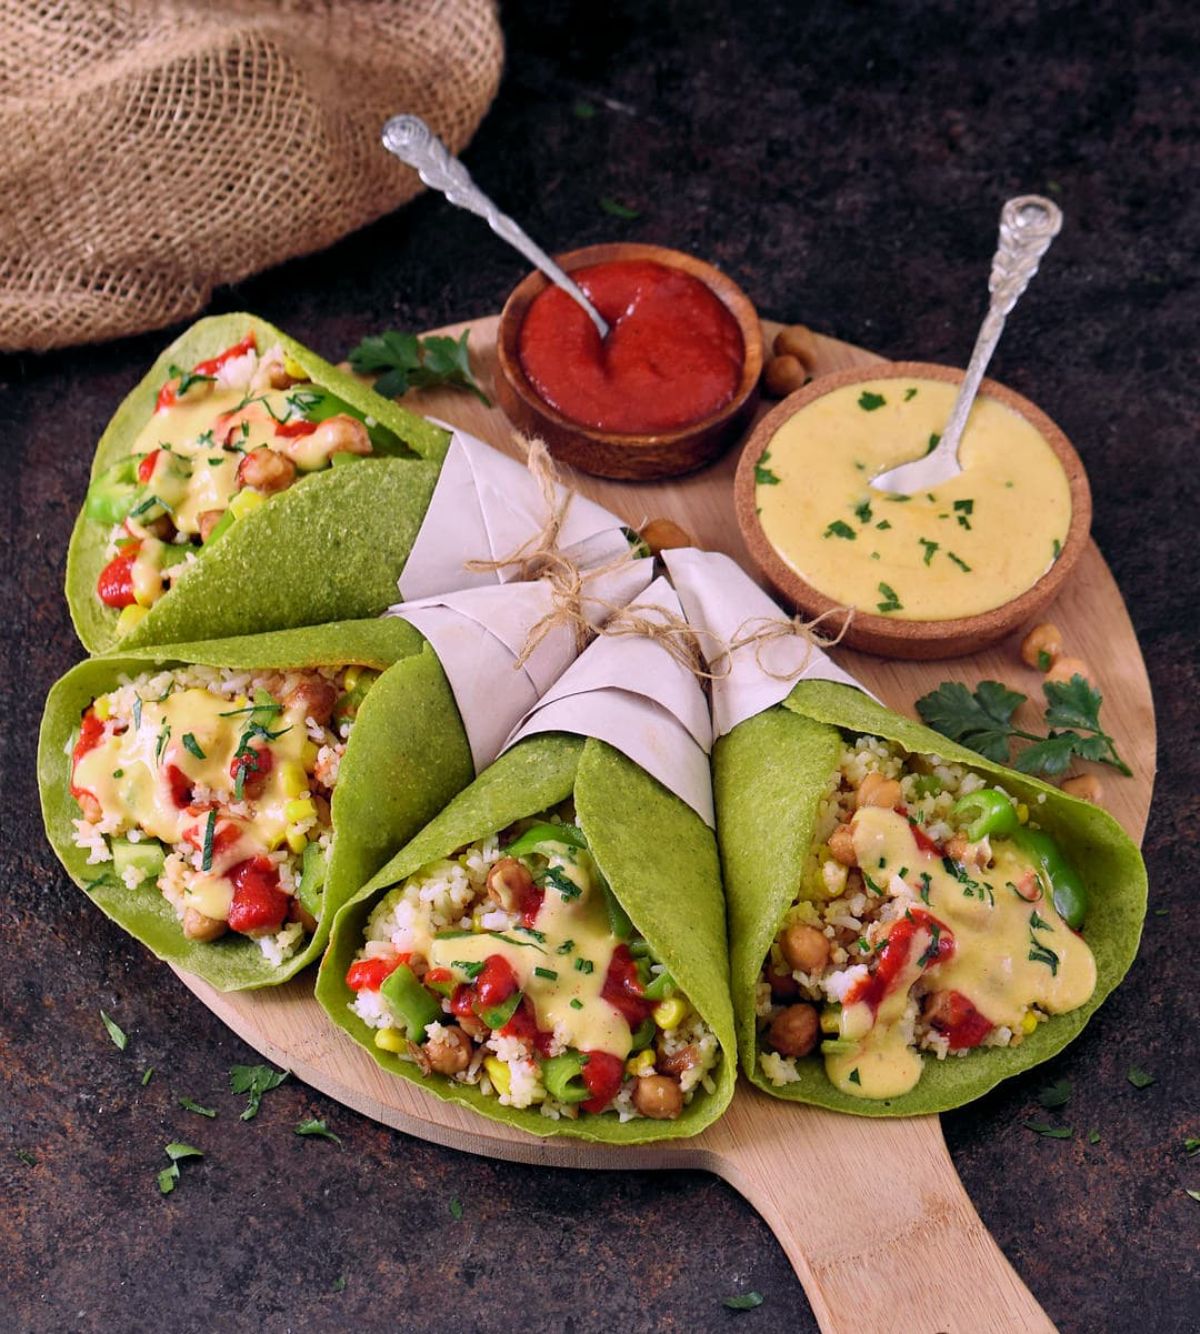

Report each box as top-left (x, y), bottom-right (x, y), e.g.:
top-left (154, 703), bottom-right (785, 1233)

top-left (38, 619), bottom-right (473, 990)
top-left (317, 735), bottom-right (737, 1142)
top-left (715, 679), bottom-right (1148, 1116)
top-left (66, 313), bottom-right (449, 655)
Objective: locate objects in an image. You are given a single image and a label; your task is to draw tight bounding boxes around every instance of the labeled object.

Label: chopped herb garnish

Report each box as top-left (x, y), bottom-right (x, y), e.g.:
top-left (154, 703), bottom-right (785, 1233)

top-left (132, 697), bottom-right (143, 730)
top-left (904, 387), bottom-right (918, 401)
top-left (570, 998), bottom-right (584, 1010)
top-left (920, 538), bottom-right (939, 566)
top-left (100, 1010), bottom-right (127, 1051)
top-left (155, 723), bottom-right (171, 766)
top-left (1028, 934), bottom-right (1060, 976)
top-left (723, 1292), bottom-right (764, 1311)
top-left (158, 1141), bottom-right (204, 1195)
top-left (112, 768), bottom-right (124, 779)
top-left (875, 519), bottom-right (892, 530)
top-left (824, 519), bottom-right (857, 540)
top-left (179, 1096), bottom-right (217, 1118)
top-left (168, 363), bottom-right (216, 397)
top-left (295, 1118), bottom-right (341, 1144)
top-left (755, 449), bottom-right (780, 486)
top-left (16, 1149), bottom-right (37, 1167)
top-left (229, 1063), bottom-right (288, 1120)
top-left (331, 1276), bottom-right (348, 1293)
top-left (947, 551), bottom-right (972, 573)
top-left (858, 390), bottom-right (886, 411)
top-left (876, 582), bottom-right (903, 613)
top-left (917, 921), bottom-right (943, 968)
top-left (848, 1068), bottom-right (862, 1085)
top-left (1088, 1129), bottom-right (1101, 1145)
top-left (954, 498), bottom-right (974, 530)
top-left (201, 810), bottom-right (216, 873)
top-left (217, 701), bottom-right (283, 718)
top-left (556, 939), bottom-right (576, 955)
top-left (537, 866), bottom-right (582, 900)
top-left (1127, 1066), bottom-right (1155, 1089)
top-left (885, 493), bottom-right (912, 502)
top-left (856, 936), bottom-right (871, 952)
top-left (898, 867), bottom-right (908, 880)
top-left (1052, 537), bottom-right (1062, 559)
top-left (348, 328), bottom-right (490, 404)
top-left (181, 733), bottom-right (206, 760)
top-left (918, 872), bottom-right (932, 904)
top-left (1037, 1078), bottom-right (1072, 1109)
top-left (516, 926), bottom-right (546, 943)
top-left (1029, 911), bottom-right (1051, 932)
top-left (925, 432), bottom-right (941, 456)
top-left (862, 872), bottom-right (885, 896)
top-left (854, 499), bottom-right (873, 524)
top-left (449, 1196), bottom-right (464, 1220)
top-left (1022, 1120), bottom-right (1073, 1139)
top-left (452, 960), bottom-right (485, 981)
top-left (534, 967), bottom-right (558, 981)
top-left (574, 958), bottom-right (594, 975)
top-left (141, 1067), bottom-right (154, 1086)
top-left (598, 195), bottom-right (641, 219)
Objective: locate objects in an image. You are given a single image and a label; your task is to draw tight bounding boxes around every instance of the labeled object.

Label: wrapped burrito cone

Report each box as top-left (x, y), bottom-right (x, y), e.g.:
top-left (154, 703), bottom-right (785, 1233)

top-left (666, 548), bottom-right (1147, 1117)
top-left (316, 579), bottom-right (736, 1141)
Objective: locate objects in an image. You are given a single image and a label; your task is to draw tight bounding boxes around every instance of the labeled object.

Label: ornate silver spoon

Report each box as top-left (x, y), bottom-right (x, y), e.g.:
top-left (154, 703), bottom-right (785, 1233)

top-left (381, 114), bottom-right (610, 340)
top-left (872, 195), bottom-right (1063, 494)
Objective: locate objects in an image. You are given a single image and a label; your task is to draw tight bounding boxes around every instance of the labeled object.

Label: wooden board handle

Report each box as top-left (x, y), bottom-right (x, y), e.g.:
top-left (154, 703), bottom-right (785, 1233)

top-left (699, 1088), bottom-right (1056, 1333)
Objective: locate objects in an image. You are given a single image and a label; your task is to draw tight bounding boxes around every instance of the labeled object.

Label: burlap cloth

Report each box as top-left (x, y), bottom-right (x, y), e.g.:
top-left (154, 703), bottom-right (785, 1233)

top-left (0, 1), bottom-right (503, 352)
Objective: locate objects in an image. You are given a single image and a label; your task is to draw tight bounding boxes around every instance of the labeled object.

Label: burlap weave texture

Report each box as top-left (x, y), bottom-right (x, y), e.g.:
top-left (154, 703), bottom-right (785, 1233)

top-left (0, 1), bottom-right (503, 352)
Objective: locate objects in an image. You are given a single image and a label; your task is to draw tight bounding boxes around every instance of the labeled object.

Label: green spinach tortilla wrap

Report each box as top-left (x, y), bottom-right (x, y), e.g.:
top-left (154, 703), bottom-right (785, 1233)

top-left (316, 577), bottom-right (736, 1141)
top-left (66, 313), bottom-right (449, 656)
top-left (664, 548), bottom-right (1147, 1118)
top-left (38, 619), bottom-right (473, 990)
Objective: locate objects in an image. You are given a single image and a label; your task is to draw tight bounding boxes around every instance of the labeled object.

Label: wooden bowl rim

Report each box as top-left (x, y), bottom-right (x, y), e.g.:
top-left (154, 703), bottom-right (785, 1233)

top-left (496, 242), bottom-right (764, 451)
top-left (734, 360), bottom-right (1094, 651)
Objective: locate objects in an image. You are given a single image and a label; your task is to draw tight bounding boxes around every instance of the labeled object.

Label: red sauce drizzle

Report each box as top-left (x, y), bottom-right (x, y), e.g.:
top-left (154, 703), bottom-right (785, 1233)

top-left (600, 943), bottom-right (653, 1029)
top-left (926, 990), bottom-right (994, 1050)
top-left (845, 908), bottom-right (955, 1016)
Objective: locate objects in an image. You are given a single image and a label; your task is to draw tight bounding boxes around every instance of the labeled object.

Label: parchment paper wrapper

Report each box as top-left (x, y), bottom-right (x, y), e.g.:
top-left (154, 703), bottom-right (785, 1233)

top-left (504, 576), bottom-right (715, 827)
top-left (397, 429), bottom-right (634, 601)
top-left (663, 547), bottom-right (875, 737)
top-left (389, 557), bottom-right (653, 772)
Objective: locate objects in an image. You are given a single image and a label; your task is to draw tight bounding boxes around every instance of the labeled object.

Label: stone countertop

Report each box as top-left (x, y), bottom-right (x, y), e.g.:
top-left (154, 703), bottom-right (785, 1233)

top-left (2, 3), bottom-right (1195, 1331)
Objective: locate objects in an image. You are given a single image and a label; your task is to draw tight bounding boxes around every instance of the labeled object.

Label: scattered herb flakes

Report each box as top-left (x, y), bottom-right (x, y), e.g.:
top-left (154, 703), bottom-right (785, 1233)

top-left (1052, 537), bottom-right (1062, 559)
top-left (854, 499), bottom-right (873, 524)
top-left (571, 98), bottom-right (596, 119)
top-left (824, 519), bottom-right (857, 540)
top-left (904, 387), bottom-right (918, 401)
top-left (141, 1068), bottom-right (154, 1086)
top-left (1088, 1129), bottom-right (1101, 1145)
top-left (179, 1096), bottom-right (217, 1118)
top-left (570, 998), bottom-right (584, 1010)
top-left (755, 450), bottom-right (780, 485)
top-left (1184, 1138), bottom-right (1200, 1156)
top-left (1029, 911), bottom-right (1052, 932)
top-left (229, 1063), bottom-right (288, 1120)
top-left (181, 732), bottom-right (206, 760)
top-left (954, 498), bottom-right (975, 530)
top-left (538, 866), bottom-right (582, 901)
top-left (158, 1142), bottom-right (204, 1195)
top-left (925, 432), bottom-right (941, 456)
top-left (723, 1291), bottom-right (764, 1312)
top-left (1126, 1066), bottom-right (1155, 1090)
top-left (100, 1009), bottom-right (128, 1052)
top-left (598, 195), bottom-right (641, 220)
top-left (919, 538), bottom-right (939, 566)
top-left (201, 809), bottom-right (216, 873)
top-left (16, 1149), bottom-right (37, 1167)
top-left (848, 1068), bottom-right (862, 1086)
top-left (1023, 1120), bottom-right (1073, 1139)
top-left (534, 967), bottom-right (558, 981)
top-left (858, 390), bottom-right (886, 411)
top-left (449, 1197), bottom-right (464, 1220)
top-left (876, 582), bottom-right (903, 613)
top-left (885, 493), bottom-right (912, 502)
top-left (1028, 934), bottom-right (1060, 976)
top-left (331, 1276), bottom-right (348, 1293)
top-left (918, 872), bottom-right (932, 904)
top-left (1037, 1078), bottom-right (1072, 1109)
top-left (876, 519), bottom-right (892, 530)
top-left (574, 957), bottom-right (595, 975)
top-left (348, 328), bottom-right (490, 405)
top-left (516, 925), bottom-right (546, 943)
top-left (295, 1118), bottom-right (341, 1144)
top-left (556, 939), bottom-right (576, 955)
top-left (947, 551), bottom-right (972, 573)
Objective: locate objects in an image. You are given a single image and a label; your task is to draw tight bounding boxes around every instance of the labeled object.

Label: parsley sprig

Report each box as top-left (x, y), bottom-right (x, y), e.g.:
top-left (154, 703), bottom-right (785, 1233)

top-left (348, 329), bottom-right (490, 405)
top-left (915, 674), bottom-right (1131, 778)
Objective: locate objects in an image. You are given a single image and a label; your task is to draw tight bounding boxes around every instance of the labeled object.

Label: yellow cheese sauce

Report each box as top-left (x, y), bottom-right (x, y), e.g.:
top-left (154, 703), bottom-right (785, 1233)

top-left (754, 379), bottom-right (1071, 620)
top-left (825, 806), bottom-right (1096, 1100)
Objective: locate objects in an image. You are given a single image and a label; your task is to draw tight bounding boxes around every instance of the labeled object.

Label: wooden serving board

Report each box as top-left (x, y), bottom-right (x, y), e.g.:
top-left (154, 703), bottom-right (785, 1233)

top-left (176, 318), bottom-right (1156, 1334)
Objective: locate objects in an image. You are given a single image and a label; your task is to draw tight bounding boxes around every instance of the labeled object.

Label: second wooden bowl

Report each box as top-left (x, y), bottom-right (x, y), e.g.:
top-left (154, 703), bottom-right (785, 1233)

top-left (734, 361), bottom-right (1093, 659)
top-left (495, 243), bottom-right (763, 480)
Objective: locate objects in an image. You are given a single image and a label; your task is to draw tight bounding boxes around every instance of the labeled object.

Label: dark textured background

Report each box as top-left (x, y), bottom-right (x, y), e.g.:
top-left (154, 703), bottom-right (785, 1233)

top-left (3, 2), bottom-right (1197, 1331)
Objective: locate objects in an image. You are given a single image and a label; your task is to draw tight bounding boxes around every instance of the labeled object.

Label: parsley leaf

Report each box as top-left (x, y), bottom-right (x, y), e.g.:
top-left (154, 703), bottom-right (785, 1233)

top-left (100, 1010), bottom-right (128, 1051)
top-left (825, 519), bottom-right (857, 540)
top-left (723, 1291), bottom-right (764, 1311)
top-left (348, 328), bottom-right (490, 405)
top-left (16, 1149), bottom-right (37, 1167)
top-left (295, 1118), bottom-right (341, 1144)
top-left (1037, 1078), bottom-right (1072, 1109)
top-left (858, 390), bottom-right (886, 411)
top-left (1022, 1120), bottom-right (1073, 1139)
top-left (914, 680), bottom-right (1027, 765)
top-left (755, 449), bottom-right (780, 485)
top-left (598, 195), bottom-right (641, 219)
top-left (157, 1142), bottom-right (204, 1195)
top-left (179, 1096), bottom-right (217, 1118)
top-left (876, 582), bottom-right (903, 613)
top-left (229, 1064), bottom-right (288, 1120)
top-left (1127, 1066), bottom-right (1155, 1089)
top-left (449, 1196), bottom-right (464, 1220)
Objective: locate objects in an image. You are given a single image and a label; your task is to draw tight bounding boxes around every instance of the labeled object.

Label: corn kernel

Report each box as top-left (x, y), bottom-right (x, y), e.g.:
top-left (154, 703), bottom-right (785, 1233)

top-left (1021, 1011), bottom-right (1039, 1035)
top-left (279, 761), bottom-right (307, 799)
top-left (229, 489), bottom-right (266, 519)
top-left (284, 796), bottom-right (316, 824)
top-left (264, 822), bottom-right (287, 852)
top-left (283, 354), bottom-right (307, 381)
top-left (1017, 803), bottom-right (1029, 825)
top-left (374, 1027), bottom-right (406, 1052)
top-left (483, 1056), bottom-right (511, 1097)
top-left (626, 1049), bottom-right (656, 1077)
top-left (300, 739), bottom-right (319, 768)
top-left (652, 997), bottom-right (688, 1031)
top-left (115, 604), bottom-right (149, 636)
top-left (343, 665), bottom-right (363, 692)
top-left (93, 695), bottom-right (112, 721)
top-left (820, 1006), bottom-right (842, 1035)
top-left (286, 828), bottom-right (308, 855)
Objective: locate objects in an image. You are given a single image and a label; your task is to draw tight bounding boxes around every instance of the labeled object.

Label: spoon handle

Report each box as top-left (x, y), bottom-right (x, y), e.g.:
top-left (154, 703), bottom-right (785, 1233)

top-left (381, 115), bottom-right (610, 340)
top-left (936, 195), bottom-right (1063, 458)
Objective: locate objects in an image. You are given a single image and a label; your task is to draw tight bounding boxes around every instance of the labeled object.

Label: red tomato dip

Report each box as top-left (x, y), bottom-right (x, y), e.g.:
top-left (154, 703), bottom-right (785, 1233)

top-left (517, 260), bottom-right (744, 433)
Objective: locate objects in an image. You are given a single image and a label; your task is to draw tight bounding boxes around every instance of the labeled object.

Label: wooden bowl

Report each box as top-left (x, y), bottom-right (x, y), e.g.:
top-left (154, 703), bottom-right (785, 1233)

top-left (734, 361), bottom-right (1093, 659)
top-left (495, 243), bottom-right (763, 480)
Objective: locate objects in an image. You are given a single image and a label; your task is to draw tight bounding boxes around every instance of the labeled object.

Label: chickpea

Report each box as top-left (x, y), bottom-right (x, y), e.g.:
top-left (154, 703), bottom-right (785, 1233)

top-left (284, 676), bottom-right (338, 727)
top-left (773, 323), bottom-right (819, 366)
top-left (857, 771), bottom-right (902, 810)
top-left (140, 514), bottom-right (175, 541)
top-left (764, 354), bottom-right (810, 398)
top-left (1045, 655), bottom-right (1092, 686)
top-left (766, 963), bottom-right (800, 999)
top-left (182, 908), bottom-right (227, 942)
top-left (779, 923), bottom-right (830, 975)
top-left (631, 1074), bottom-right (684, 1120)
top-left (311, 414), bottom-right (371, 460)
top-left (236, 446), bottom-right (297, 495)
top-left (767, 1003), bottom-right (820, 1058)
top-left (1061, 773), bottom-right (1103, 804)
top-left (945, 833), bottom-right (990, 870)
top-left (827, 823), bottom-right (858, 866)
top-left (290, 899), bottom-right (318, 933)
top-left (425, 1026), bottom-right (473, 1076)
top-left (198, 509), bottom-right (225, 543)
top-left (1020, 622), bottom-right (1063, 670)
top-left (485, 857), bottom-right (534, 912)
top-left (657, 1044), bottom-right (700, 1078)
top-left (640, 517), bottom-right (693, 555)
top-left (458, 1011), bottom-right (489, 1041)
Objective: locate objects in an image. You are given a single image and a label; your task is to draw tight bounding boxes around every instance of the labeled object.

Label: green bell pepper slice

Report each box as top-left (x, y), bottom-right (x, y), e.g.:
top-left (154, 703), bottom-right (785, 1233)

top-left (502, 822), bottom-right (587, 858)
top-left (84, 457), bottom-right (140, 525)
top-left (297, 841), bottom-right (327, 918)
top-left (598, 873), bottom-right (633, 941)
top-left (952, 789), bottom-right (1019, 840)
top-left (1010, 828), bottom-right (1089, 930)
top-left (477, 990), bottom-right (523, 1030)
top-left (642, 969), bottom-right (675, 1002)
top-left (380, 963), bottom-right (443, 1041)
top-left (542, 1050), bottom-right (592, 1103)
top-left (629, 1017), bottom-right (656, 1051)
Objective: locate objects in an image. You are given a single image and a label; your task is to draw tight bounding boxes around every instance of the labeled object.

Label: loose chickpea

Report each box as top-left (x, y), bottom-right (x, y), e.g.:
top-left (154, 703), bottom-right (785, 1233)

top-left (773, 323), bottom-right (819, 366)
top-left (284, 676), bottom-right (338, 727)
top-left (485, 857), bottom-right (534, 912)
top-left (1045, 655), bottom-right (1092, 686)
top-left (857, 771), bottom-right (902, 810)
top-left (1061, 773), bottom-right (1103, 804)
top-left (236, 446), bottom-right (297, 494)
top-left (779, 923), bottom-right (830, 975)
top-left (764, 354), bottom-right (810, 398)
top-left (640, 517), bottom-right (693, 555)
top-left (631, 1074), bottom-right (684, 1120)
top-left (827, 823), bottom-right (858, 866)
top-left (424, 1026), bottom-right (473, 1076)
top-left (183, 908), bottom-right (228, 942)
top-left (1020, 622), bottom-right (1063, 670)
top-left (767, 1003), bottom-right (820, 1058)
top-left (198, 509), bottom-right (225, 543)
